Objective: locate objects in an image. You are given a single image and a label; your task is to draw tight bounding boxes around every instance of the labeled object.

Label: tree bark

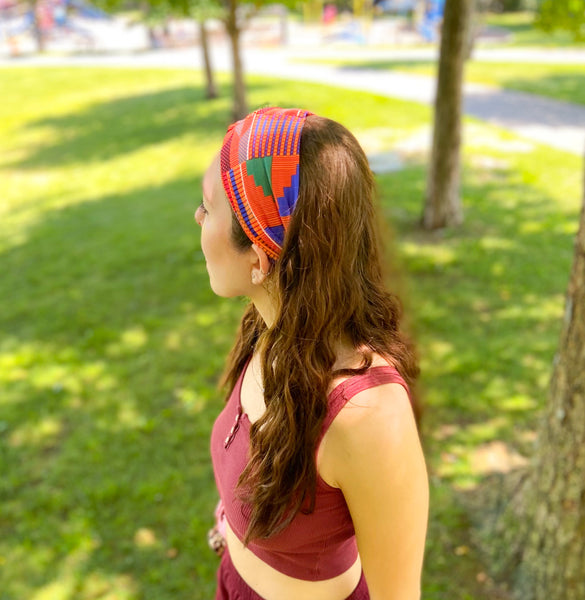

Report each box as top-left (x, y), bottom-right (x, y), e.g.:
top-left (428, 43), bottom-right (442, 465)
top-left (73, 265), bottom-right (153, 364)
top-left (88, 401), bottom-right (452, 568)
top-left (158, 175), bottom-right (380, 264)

top-left (480, 159), bottom-right (585, 599)
top-left (512, 159), bottom-right (585, 599)
top-left (199, 19), bottom-right (218, 100)
top-left (422, 0), bottom-right (471, 229)
top-left (225, 0), bottom-right (247, 122)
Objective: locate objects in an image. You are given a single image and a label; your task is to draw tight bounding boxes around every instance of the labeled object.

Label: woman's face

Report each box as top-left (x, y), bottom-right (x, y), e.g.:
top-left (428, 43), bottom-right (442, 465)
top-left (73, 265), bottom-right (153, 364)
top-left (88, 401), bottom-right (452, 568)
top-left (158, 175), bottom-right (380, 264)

top-left (195, 154), bottom-right (254, 298)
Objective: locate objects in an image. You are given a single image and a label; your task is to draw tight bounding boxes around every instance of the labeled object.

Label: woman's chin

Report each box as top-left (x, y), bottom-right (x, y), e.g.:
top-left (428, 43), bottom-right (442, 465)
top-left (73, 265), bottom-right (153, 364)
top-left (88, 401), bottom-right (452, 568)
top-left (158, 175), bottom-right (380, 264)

top-left (209, 280), bottom-right (238, 299)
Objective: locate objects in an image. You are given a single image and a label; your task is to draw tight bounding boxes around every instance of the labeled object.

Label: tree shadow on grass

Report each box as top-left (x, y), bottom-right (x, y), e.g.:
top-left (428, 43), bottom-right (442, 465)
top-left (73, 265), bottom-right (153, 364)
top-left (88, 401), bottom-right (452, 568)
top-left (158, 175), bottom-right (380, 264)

top-left (498, 72), bottom-right (585, 107)
top-left (336, 60), bottom-right (436, 73)
top-left (5, 87), bottom-right (220, 170)
top-left (1, 178), bottom-right (243, 599)
top-left (379, 163), bottom-right (576, 450)
top-left (376, 163), bottom-right (579, 599)
top-left (5, 78), bottom-right (278, 171)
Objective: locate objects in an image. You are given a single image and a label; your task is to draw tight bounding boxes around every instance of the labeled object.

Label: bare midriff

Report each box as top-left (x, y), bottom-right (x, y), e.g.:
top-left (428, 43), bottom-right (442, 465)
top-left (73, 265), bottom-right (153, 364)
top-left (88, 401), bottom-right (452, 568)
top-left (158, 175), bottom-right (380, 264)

top-left (225, 522), bottom-right (362, 600)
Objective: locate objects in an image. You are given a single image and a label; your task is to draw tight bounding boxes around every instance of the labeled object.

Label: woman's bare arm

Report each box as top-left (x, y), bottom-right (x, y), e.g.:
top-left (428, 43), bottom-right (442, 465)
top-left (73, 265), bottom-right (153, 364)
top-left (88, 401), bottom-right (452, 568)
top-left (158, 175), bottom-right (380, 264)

top-left (323, 383), bottom-right (429, 600)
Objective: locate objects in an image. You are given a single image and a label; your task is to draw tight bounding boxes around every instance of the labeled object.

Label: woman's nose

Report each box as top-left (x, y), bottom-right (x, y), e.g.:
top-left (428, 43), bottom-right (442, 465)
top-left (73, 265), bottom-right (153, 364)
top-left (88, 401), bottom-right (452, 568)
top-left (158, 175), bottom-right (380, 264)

top-left (195, 206), bottom-right (203, 226)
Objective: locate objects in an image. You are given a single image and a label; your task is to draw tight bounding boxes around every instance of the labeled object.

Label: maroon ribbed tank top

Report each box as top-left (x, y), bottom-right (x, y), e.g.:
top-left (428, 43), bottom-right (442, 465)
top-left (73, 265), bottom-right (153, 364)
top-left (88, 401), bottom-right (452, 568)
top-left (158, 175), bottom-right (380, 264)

top-left (210, 360), bottom-right (410, 581)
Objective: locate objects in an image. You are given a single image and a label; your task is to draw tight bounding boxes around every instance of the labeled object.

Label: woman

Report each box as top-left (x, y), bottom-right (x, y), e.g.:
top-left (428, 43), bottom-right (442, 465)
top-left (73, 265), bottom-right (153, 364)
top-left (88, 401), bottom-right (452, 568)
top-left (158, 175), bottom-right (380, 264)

top-left (195, 108), bottom-right (428, 600)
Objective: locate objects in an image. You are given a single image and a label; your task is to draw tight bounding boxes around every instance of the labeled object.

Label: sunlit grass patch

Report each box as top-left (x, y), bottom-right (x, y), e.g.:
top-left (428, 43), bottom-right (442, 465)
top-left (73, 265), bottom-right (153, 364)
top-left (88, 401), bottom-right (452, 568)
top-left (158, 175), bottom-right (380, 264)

top-left (377, 131), bottom-right (580, 495)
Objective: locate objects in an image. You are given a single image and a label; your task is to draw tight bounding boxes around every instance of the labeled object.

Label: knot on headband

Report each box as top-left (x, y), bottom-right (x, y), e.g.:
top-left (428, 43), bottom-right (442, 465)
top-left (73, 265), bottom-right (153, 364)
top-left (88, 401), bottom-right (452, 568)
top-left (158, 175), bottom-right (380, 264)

top-left (220, 107), bottom-right (313, 260)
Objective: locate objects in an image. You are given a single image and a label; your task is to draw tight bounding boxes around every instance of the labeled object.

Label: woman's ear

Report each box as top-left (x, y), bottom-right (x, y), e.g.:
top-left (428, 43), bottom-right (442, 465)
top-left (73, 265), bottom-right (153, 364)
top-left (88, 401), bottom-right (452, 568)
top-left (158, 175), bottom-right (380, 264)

top-left (250, 244), bottom-right (272, 285)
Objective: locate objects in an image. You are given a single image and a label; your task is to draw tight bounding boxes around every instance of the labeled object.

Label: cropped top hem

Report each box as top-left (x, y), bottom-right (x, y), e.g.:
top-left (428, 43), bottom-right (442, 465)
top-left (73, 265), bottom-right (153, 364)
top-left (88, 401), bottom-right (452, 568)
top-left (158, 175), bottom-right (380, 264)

top-left (210, 359), bottom-right (411, 581)
top-left (225, 515), bottom-right (360, 580)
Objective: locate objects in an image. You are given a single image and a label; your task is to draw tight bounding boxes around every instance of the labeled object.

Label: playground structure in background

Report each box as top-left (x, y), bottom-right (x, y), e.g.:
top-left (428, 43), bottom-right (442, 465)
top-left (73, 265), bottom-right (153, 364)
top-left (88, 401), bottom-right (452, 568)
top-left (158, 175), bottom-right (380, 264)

top-left (0, 0), bottom-right (445, 56)
top-left (0, 0), bottom-right (109, 54)
top-left (418, 0), bottom-right (445, 41)
top-left (307, 0), bottom-right (445, 45)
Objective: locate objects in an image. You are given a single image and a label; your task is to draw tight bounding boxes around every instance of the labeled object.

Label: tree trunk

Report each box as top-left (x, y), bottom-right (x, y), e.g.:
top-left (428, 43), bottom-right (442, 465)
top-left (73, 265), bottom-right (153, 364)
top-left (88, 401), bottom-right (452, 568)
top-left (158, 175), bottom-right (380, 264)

top-left (199, 19), bottom-right (218, 100)
top-left (511, 160), bottom-right (585, 599)
top-left (479, 160), bottom-right (585, 599)
top-left (422, 0), bottom-right (471, 230)
top-left (32, 0), bottom-right (46, 53)
top-left (225, 0), bottom-right (247, 122)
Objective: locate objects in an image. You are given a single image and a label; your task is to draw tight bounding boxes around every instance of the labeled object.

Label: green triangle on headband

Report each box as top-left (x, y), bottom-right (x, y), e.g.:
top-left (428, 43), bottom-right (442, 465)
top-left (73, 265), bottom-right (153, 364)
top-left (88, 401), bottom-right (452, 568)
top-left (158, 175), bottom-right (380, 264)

top-left (245, 156), bottom-right (273, 199)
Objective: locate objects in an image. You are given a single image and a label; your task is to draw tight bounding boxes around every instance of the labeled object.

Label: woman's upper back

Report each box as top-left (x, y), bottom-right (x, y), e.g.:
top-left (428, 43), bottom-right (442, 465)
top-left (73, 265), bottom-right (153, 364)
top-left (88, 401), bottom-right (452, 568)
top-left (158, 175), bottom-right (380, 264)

top-left (210, 355), bottom-right (411, 581)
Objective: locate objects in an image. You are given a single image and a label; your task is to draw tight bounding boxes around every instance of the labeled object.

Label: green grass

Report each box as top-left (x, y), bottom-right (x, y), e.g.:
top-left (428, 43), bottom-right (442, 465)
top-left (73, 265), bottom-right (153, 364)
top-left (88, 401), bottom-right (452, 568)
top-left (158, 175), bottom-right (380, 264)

top-left (0, 67), bottom-right (582, 600)
top-left (465, 62), bottom-right (585, 106)
top-left (298, 58), bottom-right (585, 106)
top-left (483, 11), bottom-right (585, 47)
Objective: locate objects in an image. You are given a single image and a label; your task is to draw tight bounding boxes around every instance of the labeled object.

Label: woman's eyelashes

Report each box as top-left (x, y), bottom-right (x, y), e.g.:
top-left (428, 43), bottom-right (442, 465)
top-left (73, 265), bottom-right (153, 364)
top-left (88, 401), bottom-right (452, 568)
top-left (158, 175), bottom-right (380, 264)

top-left (199, 200), bottom-right (208, 215)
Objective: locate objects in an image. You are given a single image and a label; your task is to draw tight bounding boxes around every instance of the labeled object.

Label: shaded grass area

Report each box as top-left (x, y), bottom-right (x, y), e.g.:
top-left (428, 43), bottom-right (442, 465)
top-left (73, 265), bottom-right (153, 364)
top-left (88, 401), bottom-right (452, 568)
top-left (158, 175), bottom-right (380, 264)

top-left (308, 59), bottom-right (585, 106)
top-left (1, 67), bottom-right (582, 599)
top-left (378, 128), bottom-right (580, 596)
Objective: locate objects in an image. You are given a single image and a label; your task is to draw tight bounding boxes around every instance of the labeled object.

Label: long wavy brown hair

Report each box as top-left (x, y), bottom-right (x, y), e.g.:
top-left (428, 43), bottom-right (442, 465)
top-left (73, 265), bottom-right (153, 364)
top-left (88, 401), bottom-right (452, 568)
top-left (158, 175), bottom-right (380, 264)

top-left (221, 115), bottom-right (419, 544)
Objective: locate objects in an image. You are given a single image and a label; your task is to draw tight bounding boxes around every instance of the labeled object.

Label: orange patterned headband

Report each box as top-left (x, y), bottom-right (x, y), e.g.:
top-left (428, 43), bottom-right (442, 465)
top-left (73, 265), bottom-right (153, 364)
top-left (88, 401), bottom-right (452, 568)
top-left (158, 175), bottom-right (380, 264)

top-left (220, 107), bottom-right (313, 260)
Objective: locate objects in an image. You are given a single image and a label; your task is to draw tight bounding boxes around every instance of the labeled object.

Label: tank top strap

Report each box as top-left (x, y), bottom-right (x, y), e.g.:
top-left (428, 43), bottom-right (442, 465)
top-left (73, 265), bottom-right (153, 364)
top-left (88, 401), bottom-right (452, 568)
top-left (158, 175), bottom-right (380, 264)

top-left (320, 366), bottom-right (410, 438)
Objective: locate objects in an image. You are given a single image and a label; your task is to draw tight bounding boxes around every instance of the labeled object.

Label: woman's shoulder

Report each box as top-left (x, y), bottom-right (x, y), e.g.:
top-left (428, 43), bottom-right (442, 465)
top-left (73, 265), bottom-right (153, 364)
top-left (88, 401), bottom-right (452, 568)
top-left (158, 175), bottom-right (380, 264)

top-left (329, 373), bottom-right (413, 440)
top-left (328, 348), bottom-right (400, 392)
top-left (319, 350), bottom-right (416, 488)
top-left (318, 378), bottom-right (419, 488)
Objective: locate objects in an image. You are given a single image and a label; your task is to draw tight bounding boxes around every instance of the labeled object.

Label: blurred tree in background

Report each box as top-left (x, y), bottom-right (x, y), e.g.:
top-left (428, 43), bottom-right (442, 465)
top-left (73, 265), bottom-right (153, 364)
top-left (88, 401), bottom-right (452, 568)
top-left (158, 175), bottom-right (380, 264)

top-left (171, 0), bottom-right (222, 99)
top-left (221, 0), bottom-right (293, 120)
top-left (537, 0), bottom-right (585, 41)
top-left (127, 0), bottom-right (293, 119)
top-left (423, 0), bottom-right (472, 229)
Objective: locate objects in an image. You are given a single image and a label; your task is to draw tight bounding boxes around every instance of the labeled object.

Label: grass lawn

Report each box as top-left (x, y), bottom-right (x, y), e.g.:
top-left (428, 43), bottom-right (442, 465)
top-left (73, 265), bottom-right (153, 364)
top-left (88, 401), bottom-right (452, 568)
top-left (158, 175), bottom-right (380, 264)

top-left (483, 11), bottom-right (585, 47)
top-left (0, 66), bottom-right (582, 600)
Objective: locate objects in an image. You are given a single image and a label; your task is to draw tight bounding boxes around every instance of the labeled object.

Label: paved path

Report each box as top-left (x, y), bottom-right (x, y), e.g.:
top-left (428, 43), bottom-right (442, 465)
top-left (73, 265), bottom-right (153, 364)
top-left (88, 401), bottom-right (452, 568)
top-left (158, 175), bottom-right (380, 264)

top-left (2, 37), bottom-right (584, 155)
top-left (240, 48), bottom-right (585, 156)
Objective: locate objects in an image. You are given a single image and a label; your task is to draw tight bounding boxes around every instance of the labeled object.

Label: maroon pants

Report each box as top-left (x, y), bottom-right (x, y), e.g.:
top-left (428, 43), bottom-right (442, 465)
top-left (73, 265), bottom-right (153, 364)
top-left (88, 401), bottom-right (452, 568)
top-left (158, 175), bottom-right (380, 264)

top-left (215, 549), bottom-right (369, 600)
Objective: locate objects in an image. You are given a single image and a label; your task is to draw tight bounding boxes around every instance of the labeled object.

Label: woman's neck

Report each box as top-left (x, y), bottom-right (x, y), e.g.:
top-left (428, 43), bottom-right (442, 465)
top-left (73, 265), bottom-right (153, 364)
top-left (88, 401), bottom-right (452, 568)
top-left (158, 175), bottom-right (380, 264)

top-left (250, 287), bottom-right (278, 328)
top-left (250, 293), bottom-right (368, 370)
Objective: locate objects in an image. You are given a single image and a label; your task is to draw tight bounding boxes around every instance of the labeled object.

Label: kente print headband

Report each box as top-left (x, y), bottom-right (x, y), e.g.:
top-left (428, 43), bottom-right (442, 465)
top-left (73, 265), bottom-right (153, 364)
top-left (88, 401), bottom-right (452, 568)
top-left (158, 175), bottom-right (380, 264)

top-left (220, 107), bottom-right (314, 260)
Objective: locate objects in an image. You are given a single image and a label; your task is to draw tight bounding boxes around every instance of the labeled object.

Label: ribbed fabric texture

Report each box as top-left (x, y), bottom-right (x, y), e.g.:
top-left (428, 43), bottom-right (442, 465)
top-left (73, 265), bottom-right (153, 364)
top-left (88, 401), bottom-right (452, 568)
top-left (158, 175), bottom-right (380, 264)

top-left (220, 107), bottom-right (313, 260)
top-left (210, 362), bottom-right (410, 581)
